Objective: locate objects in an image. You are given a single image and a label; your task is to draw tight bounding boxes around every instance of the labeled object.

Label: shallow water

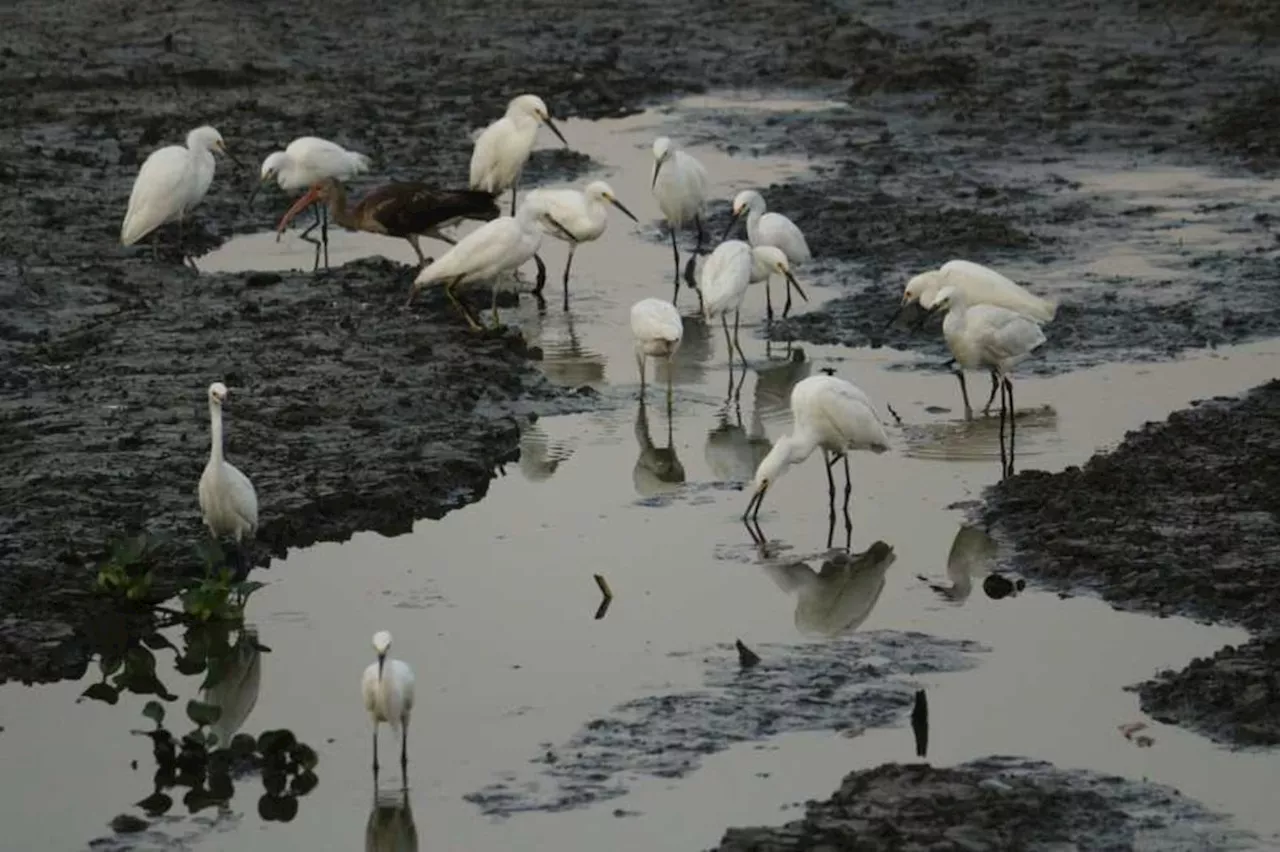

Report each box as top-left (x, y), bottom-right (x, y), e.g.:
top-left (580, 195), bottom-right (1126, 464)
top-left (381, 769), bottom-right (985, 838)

top-left (3, 95), bottom-right (1280, 850)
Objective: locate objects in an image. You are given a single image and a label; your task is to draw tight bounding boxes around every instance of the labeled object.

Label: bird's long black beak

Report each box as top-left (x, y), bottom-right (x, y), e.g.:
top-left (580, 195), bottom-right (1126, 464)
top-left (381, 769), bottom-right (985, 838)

top-left (883, 300), bottom-right (909, 331)
top-left (743, 484), bottom-right (768, 521)
top-left (220, 145), bottom-right (242, 168)
top-left (610, 197), bottom-right (640, 223)
top-left (377, 653), bottom-right (385, 679)
top-left (544, 116), bottom-right (568, 148)
top-left (719, 209), bottom-right (744, 244)
top-left (246, 177), bottom-right (268, 209)
top-left (784, 270), bottom-right (809, 304)
top-left (651, 158), bottom-right (664, 190)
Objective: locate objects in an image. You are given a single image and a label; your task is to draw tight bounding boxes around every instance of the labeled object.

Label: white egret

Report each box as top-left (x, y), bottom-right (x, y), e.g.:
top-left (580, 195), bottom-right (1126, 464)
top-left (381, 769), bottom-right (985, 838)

top-left (470, 94), bottom-right (568, 216)
top-left (699, 241), bottom-right (807, 368)
top-left (744, 373), bottom-right (890, 521)
top-left (253, 137), bottom-right (372, 266)
top-left (723, 190), bottom-right (812, 321)
top-left (930, 284), bottom-right (1047, 423)
top-left (894, 259), bottom-right (1057, 325)
top-left (650, 136), bottom-right (709, 303)
top-left (362, 630), bottom-right (416, 777)
top-left (630, 297), bottom-right (683, 404)
top-left (407, 201), bottom-right (544, 330)
top-left (522, 180), bottom-right (640, 309)
top-left (198, 382), bottom-right (259, 575)
top-left (121, 126), bottom-right (233, 253)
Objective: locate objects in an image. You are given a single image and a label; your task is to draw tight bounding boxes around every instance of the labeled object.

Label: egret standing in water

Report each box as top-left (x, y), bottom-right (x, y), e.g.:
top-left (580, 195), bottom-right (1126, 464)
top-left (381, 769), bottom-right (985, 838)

top-left (929, 284), bottom-right (1046, 424)
top-left (650, 136), bottom-right (709, 302)
top-left (362, 631), bottom-right (415, 778)
top-left (121, 126), bottom-right (234, 254)
top-left (630, 297), bottom-right (683, 404)
top-left (470, 94), bottom-right (569, 216)
top-left (522, 180), bottom-right (640, 309)
top-left (253, 137), bottom-right (372, 268)
top-left (198, 382), bottom-right (258, 575)
top-left (700, 241), bottom-right (807, 368)
top-left (744, 373), bottom-right (890, 522)
top-left (723, 190), bottom-right (812, 321)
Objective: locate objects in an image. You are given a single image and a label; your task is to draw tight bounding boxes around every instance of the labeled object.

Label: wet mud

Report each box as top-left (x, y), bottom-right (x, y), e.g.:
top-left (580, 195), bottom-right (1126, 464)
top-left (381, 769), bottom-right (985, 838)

top-left (711, 756), bottom-right (1257, 852)
top-left (981, 381), bottom-right (1280, 747)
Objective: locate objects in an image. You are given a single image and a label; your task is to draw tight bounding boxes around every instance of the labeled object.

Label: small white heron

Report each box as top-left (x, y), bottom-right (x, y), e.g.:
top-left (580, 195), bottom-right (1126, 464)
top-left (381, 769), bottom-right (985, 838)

top-left (253, 136), bottom-right (372, 266)
top-left (700, 241), bottom-right (807, 368)
top-left (650, 136), bottom-right (709, 303)
top-left (407, 201), bottom-right (544, 330)
top-left (470, 94), bottom-right (568, 216)
top-left (744, 373), bottom-right (890, 521)
top-left (893, 259), bottom-right (1057, 326)
top-left (630, 297), bottom-right (683, 404)
top-left (198, 382), bottom-right (259, 575)
top-left (362, 631), bottom-right (416, 777)
top-left (121, 126), bottom-right (234, 254)
top-left (724, 189), bottom-right (812, 321)
top-left (930, 284), bottom-right (1047, 422)
top-left (522, 180), bottom-right (639, 310)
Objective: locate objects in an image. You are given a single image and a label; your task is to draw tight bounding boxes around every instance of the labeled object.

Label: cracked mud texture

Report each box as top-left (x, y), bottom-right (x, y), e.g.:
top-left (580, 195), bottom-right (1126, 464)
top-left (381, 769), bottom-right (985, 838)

top-left (464, 632), bottom-right (984, 815)
top-left (981, 380), bottom-right (1280, 747)
top-left (710, 756), bottom-right (1257, 852)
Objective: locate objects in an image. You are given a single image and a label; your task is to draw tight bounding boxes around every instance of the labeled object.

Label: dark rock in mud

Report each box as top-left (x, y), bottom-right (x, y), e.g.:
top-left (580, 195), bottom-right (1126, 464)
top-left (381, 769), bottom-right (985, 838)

top-left (464, 631), bottom-right (984, 815)
top-left (710, 756), bottom-right (1257, 851)
top-left (981, 380), bottom-right (1280, 746)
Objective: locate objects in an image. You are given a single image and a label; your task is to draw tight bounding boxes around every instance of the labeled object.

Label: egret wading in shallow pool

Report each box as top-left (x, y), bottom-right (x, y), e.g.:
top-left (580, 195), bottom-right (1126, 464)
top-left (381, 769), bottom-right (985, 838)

top-left (650, 136), bottom-right (709, 303)
top-left (362, 631), bottom-right (415, 778)
top-left (744, 374), bottom-right (890, 522)
top-left (276, 177), bottom-right (500, 268)
top-left (929, 284), bottom-right (1047, 426)
top-left (252, 136), bottom-right (371, 268)
top-left (470, 94), bottom-right (569, 216)
top-left (121, 126), bottom-right (235, 255)
top-left (723, 190), bottom-right (812, 321)
top-left (700, 241), bottom-right (807, 369)
top-left (198, 382), bottom-right (258, 576)
top-left (522, 180), bottom-right (640, 310)
top-left (407, 200), bottom-right (544, 330)
top-left (630, 297), bottom-right (683, 404)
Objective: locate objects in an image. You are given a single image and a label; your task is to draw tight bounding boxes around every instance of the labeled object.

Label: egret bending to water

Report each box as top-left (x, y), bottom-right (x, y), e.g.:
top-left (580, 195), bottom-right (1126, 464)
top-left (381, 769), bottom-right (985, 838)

top-left (253, 137), bottom-right (372, 267)
top-left (893, 260), bottom-right (1057, 325)
top-left (700, 241), bottom-right (807, 368)
top-left (723, 190), bottom-right (812, 321)
top-left (407, 201), bottom-right (544, 330)
top-left (522, 180), bottom-right (639, 309)
top-left (651, 137), bottom-right (709, 302)
top-left (930, 284), bottom-right (1046, 423)
top-left (744, 374), bottom-right (890, 522)
top-left (470, 94), bottom-right (569, 216)
top-left (121, 126), bottom-right (233, 252)
top-left (198, 382), bottom-right (258, 575)
top-left (630, 297), bottom-right (683, 404)
top-left (362, 631), bottom-right (415, 777)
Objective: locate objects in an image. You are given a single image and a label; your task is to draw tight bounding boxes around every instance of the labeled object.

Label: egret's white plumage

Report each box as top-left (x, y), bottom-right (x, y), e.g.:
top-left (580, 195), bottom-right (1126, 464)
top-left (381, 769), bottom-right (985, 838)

top-left (744, 374), bottom-right (890, 520)
top-left (522, 180), bottom-right (639, 309)
top-left (470, 94), bottom-right (568, 216)
top-left (198, 382), bottom-right (259, 552)
top-left (121, 126), bottom-right (229, 247)
top-left (700, 241), bottom-right (806, 366)
top-left (408, 202), bottom-right (543, 329)
top-left (630, 297), bottom-right (683, 402)
top-left (259, 136), bottom-right (371, 192)
top-left (361, 631), bottom-right (416, 775)
top-left (729, 190), bottom-right (812, 321)
top-left (903, 259), bottom-right (1057, 323)
top-left (651, 136), bottom-right (710, 301)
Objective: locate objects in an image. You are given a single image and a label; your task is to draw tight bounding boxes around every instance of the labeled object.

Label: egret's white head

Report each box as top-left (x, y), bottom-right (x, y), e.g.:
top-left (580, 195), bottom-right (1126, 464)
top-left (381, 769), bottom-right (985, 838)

top-left (508, 94), bottom-right (567, 147)
top-left (585, 180), bottom-right (639, 223)
top-left (372, 630), bottom-right (393, 657)
top-left (744, 437), bottom-right (797, 520)
top-left (259, 150), bottom-right (287, 182)
top-left (751, 246), bottom-right (810, 308)
top-left (188, 125), bottom-right (229, 157)
top-left (207, 382), bottom-right (229, 407)
top-left (652, 136), bottom-right (672, 164)
top-left (901, 270), bottom-right (942, 307)
top-left (731, 190), bottom-right (765, 217)
top-left (930, 284), bottom-right (959, 310)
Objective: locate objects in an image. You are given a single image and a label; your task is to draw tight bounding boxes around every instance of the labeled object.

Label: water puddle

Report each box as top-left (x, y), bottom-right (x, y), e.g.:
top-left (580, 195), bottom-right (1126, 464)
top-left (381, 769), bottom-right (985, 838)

top-left (4, 95), bottom-right (1280, 850)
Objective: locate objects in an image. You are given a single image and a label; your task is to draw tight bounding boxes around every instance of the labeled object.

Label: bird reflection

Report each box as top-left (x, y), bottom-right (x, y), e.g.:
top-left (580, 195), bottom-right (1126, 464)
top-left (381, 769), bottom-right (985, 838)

top-left (532, 309), bottom-right (607, 387)
top-left (752, 345), bottom-right (811, 421)
top-left (920, 525), bottom-right (998, 604)
top-left (365, 785), bottom-right (418, 852)
top-left (517, 421), bottom-right (574, 483)
top-left (633, 396), bottom-right (685, 496)
top-left (705, 400), bottom-right (771, 486)
top-left (660, 313), bottom-right (714, 388)
top-left (762, 541), bottom-right (896, 638)
top-left (201, 626), bottom-right (263, 749)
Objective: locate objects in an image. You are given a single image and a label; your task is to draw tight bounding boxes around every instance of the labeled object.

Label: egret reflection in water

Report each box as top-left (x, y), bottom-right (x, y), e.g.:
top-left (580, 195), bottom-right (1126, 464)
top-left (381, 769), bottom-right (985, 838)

top-left (704, 399), bottom-right (772, 486)
top-left (529, 308), bottom-right (607, 387)
top-left (762, 541), bottom-right (896, 638)
top-left (365, 786), bottom-right (418, 852)
top-left (752, 344), bottom-right (811, 421)
top-left (633, 396), bottom-right (685, 496)
top-left (919, 524), bottom-right (999, 604)
top-left (517, 420), bottom-right (574, 483)
top-left (201, 626), bottom-right (264, 748)
top-left (900, 403), bottom-right (1057, 481)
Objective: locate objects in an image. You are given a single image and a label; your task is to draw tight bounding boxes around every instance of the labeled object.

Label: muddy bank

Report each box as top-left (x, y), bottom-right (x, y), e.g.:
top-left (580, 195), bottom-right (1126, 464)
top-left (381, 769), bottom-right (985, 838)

top-left (710, 756), bottom-right (1257, 851)
top-left (981, 380), bottom-right (1280, 746)
top-left (464, 630), bottom-right (984, 815)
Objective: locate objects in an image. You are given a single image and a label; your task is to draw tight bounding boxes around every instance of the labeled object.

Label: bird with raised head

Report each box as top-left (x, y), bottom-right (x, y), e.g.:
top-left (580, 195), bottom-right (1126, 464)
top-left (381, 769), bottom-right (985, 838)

top-left (362, 631), bottom-right (416, 779)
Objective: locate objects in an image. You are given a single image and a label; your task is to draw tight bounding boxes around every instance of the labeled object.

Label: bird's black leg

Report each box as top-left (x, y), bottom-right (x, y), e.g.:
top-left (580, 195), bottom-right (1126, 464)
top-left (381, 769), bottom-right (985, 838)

top-left (372, 727), bottom-right (379, 777)
top-left (320, 204), bottom-right (330, 270)
top-left (721, 314), bottom-right (733, 362)
top-left (1005, 377), bottom-right (1016, 446)
top-left (982, 369), bottom-right (999, 415)
top-left (842, 454), bottom-right (853, 546)
top-left (533, 253), bottom-right (548, 303)
top-left (732, 310), bottom-right (748, 369)
top-left (562, 245), bottom-right (575, 312)
top-left (510, 182), bottom-right (518, 217)
top-left (955, 369), bottom-right (973, 420)
top-left (765, 280), bottom-right (775, 324)
top-left (400, 722), bottom-right (408, 776)
top-left (824, 449), bottom-right (837, 526)
top-left (669, 225), bottom-right (682, 292)
top-left (694, 215), bottom-right (706, 255)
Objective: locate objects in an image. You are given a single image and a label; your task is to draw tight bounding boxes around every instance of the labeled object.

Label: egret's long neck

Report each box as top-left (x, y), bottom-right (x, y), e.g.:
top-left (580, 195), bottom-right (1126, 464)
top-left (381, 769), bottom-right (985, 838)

top-left (209, 402), bottom-right (224, 465)
top-left (745, 205), bottom-right (763, 240)
top-left (786, 427), bottom-right (822, 464)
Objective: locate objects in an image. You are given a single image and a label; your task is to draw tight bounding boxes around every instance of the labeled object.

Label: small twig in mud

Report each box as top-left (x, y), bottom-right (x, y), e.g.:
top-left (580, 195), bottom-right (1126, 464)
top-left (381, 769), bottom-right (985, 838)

top-left (886, 403), bottom-right (903, 425)
top-left (735, 638), bottom-right (761, 669)
top-left (593, 573), bottom-right (613, 621)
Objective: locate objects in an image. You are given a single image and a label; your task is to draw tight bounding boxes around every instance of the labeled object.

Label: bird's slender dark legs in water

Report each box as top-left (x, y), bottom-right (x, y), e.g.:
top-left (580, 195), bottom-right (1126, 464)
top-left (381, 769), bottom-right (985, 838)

top-left (533, 253), bottom-right (548, 306)
top-left (765, 281), bottom-right (774, 324)
top-left (841, 454), bottom-right (853, 545)
top-left (731, 310), bottom-right (748, 369)
top-left (694, 215), bottom-right (706, 256)
top-left (400, 722), bottom-right (408, 776)
top-left (636, 352), bottom-right (647, 397)
top-left (670, 226), bottom-right (682, 304)
top-left (320, 204), bottom-right (329, 269)
top-left (954, 369), bottom-right (973, 419)
top-left (372, 727), bottom-right (379, 777)
top-left (562, 244), bottom-right (576, 311)
top-left (721, 314), bottom-right (733, 366)
top-left (443, 278), bottom-right (482, 332)
top-left (509, 182), bottom-right (518, 217)
top-left (982, 369), bottom-right (999, 414)
top-left (1005, 377), bottom-right (1016, 445)
top-left (665, 356), bottom-right (674, 410)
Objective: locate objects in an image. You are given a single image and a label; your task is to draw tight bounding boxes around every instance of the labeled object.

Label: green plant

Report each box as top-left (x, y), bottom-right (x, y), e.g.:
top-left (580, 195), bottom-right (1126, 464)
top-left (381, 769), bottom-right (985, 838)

top-left (94, 533), bottom-right (167, 601)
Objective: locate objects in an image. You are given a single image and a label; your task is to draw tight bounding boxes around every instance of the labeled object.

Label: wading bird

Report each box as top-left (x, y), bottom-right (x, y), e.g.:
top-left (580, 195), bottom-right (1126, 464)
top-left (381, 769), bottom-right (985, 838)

top-left (470, 94), bottom-right (568, 216)
top-left (630, 297), bottom-right (683, 404)
top-left (930, 284), bottom-right (1047, 424)
top-left (722, 190), bottom-right (812, 321)
top-left (522, 180), bottom-right (640, 309)
top-left (252, 137), bottom-right (372, 268)
top-left (650, 136), bottom-right (709, 302)
top-left (198, 382), bottom-right (259, 575)
top-left (744, 374), bottom-right (890, 522)
top-left (700, 241), bottom-right (807, 368)
top-left (407, 201), bottom-right (546, 330)
top-left (277, 178), bottom-right (501, 268)
top-left (362, 631), bottom-right (415, 778)
top-left (121, 126), bottom-right (235, 254)
top-left (891, 259), bottom-right (1057, 327)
